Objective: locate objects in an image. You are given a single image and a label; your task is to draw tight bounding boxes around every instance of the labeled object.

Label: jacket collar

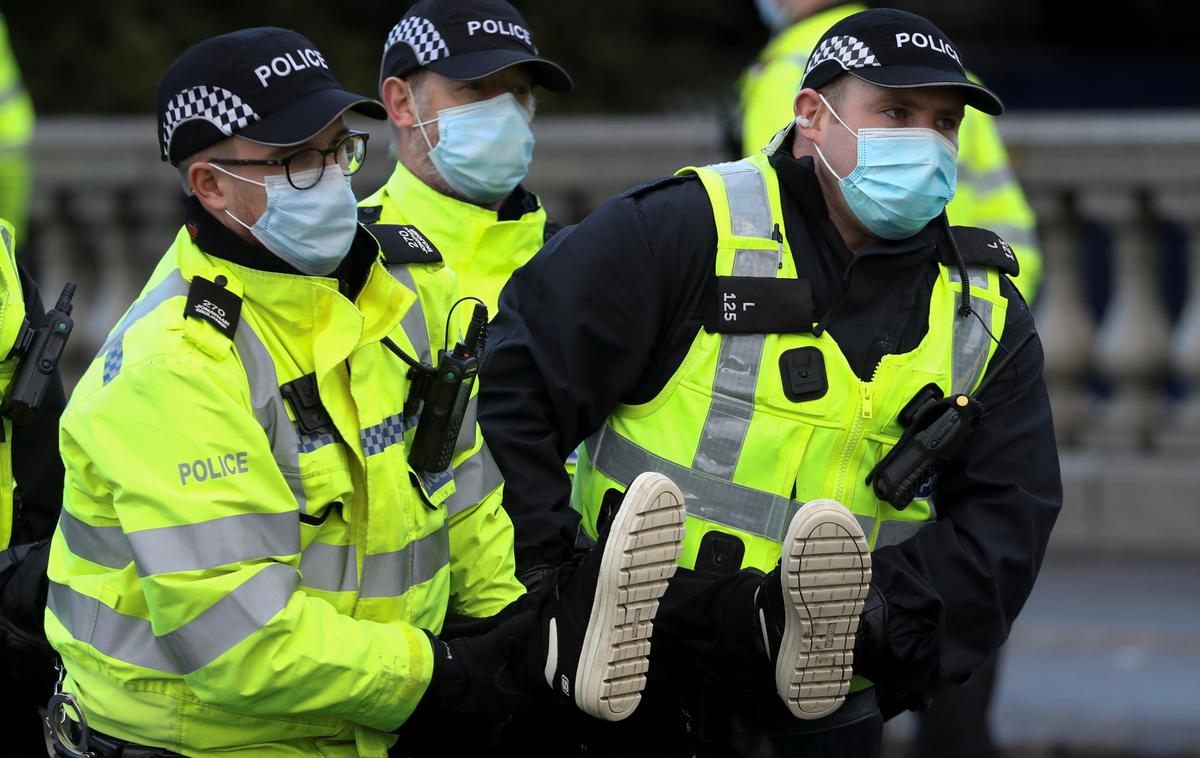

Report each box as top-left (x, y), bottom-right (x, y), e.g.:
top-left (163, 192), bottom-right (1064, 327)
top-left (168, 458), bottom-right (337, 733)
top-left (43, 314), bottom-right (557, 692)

top-left (382, 160), bottom-right (543, 225)
top-left (182, 193), bottom-right (378, 299)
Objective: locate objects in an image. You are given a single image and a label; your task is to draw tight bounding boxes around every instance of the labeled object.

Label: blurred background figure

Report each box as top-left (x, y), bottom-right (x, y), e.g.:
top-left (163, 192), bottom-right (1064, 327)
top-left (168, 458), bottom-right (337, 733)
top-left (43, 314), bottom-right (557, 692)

top-left (740, 0), bottom-right (1044, 302)
top-left (0, 14), bottom-right (34, 252)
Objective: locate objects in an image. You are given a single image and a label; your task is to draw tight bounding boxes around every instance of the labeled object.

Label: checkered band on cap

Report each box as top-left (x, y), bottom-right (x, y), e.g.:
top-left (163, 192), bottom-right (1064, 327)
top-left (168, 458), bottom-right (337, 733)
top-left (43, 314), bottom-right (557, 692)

top-left (804, 35), bottom-right (882, 75)
top-left (161, 85), bottom-right (259, 160)
top-left (385, 16), bottom-right (450, 65)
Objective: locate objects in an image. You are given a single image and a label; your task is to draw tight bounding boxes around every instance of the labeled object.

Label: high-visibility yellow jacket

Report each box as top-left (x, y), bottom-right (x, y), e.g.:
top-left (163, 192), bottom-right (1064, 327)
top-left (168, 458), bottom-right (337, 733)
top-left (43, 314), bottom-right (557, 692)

top-left (0, 15), bottom-right (34, 241)
top-left (359, 160), bottom-right (553, 323)
top-left (45, 223), bottom-right (524, 757)
top-left (360, 161), bottom-right (566, 479)
top-left (0, 218), bottom-right (24, 550)
top-left (738, 3), bottom-right (1043, 299)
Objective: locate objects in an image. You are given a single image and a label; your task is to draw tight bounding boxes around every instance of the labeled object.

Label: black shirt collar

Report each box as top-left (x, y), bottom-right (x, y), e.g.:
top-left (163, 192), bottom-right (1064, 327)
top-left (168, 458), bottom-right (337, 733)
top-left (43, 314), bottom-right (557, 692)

top-left (496, 184), bottom-right (541, 222)
top-left (182, 193), bottom-right (378, 298)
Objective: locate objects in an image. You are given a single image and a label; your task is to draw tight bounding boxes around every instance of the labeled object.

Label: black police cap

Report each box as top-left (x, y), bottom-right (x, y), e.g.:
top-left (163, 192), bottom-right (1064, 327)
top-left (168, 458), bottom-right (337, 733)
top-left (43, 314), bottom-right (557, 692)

top-left (800, 9), bottom-right (1003, 115)
top-left (157, 27), bottom-right (386, 165)
top-left (380, 0), bottom-right (573, 93)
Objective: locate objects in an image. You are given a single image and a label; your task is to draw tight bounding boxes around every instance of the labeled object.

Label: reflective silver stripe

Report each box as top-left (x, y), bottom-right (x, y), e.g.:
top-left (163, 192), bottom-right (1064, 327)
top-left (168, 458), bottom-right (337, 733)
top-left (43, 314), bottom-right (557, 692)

top-left (385, 264), bottom-right (433, 364)
top-left (298, 541), bottom-right (357, 593)
top-left (443, 440), bottom-right (504, 517)
top-left (0, 224), bottom-right (12, 256)
top-left (950, 265), bottom-right (994, 394)
top-left (691, 162), bottom-right (779, 480)
top-left (232, 322), bottom-right (309, 514)
top-left (958, 164), bottom-right (1016, 195)
top-left (160, 562), bottom-right (297, 674)
top-left (711, 160), bottom-right (773, 238)
top-left (97, 271), bottom-right (189, 359)
top-left (359, 527), bottom-right (450, 598)
top-left (985, 224), bottom-right (1039, 250)
top-left (128, 511), bottom-right (300, 576)
top-left (0, 85), bottom-right (22, 109)
top-left (47, 581), bottom-right (179, 674)
top-left (58, 510), bottom-right (132, 570)
top-left (590, 428), bottom-right (809, 542)
top-left (873, 519), bottom-right (929, 549)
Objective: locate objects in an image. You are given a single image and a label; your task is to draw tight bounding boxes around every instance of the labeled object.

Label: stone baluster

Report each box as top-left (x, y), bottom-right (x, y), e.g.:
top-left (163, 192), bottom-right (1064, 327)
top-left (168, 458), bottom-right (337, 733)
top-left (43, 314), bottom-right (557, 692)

top-left (1079, 190), bottom-right (1172, 450)
top-left (1029, 190), bottom-right (1094, 446)
top-left (75, 188), bottom-right (135, 365)
top-left (1154, 191), bottom-right (1200, 452)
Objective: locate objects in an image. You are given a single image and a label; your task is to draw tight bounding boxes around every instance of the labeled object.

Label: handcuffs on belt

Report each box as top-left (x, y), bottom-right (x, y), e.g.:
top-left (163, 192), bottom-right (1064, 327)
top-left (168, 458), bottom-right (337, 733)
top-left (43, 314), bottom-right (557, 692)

top-left (46, 659), bottom-right (94, 758)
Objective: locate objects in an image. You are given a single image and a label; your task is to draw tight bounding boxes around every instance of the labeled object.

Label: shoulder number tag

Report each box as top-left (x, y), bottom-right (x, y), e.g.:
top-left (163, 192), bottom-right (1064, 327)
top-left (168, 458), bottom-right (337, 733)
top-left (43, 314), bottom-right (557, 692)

top-left (184, 276), bottom-right (242, 340)
top-left (703, 276), bottom-right (814, 335)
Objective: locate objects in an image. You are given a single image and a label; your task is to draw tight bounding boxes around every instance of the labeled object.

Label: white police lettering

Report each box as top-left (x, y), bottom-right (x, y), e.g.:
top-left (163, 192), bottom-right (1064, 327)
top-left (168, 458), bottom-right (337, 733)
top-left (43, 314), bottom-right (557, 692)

top-left (987, 238), bottom-right (1016, 261)
top-left (723, 291), bottom-right (756, 322)
top-left (178, 452), bottom-right (249, 486)
top-left (465, 19), bottom-right (533, 47)
top-left (193, 298), bottom-right (231, 332)
top-left (254, 48), bottom-right (329, 88)
top-left (894, 32), bottom-right (960, 64)
top-left (398, 227), bottom-right (433, 254)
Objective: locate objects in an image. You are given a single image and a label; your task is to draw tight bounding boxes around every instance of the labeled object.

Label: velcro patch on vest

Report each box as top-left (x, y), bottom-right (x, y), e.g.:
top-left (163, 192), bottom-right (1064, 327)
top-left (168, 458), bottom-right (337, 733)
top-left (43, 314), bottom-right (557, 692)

top-left (184, 276), bottom-right (242, 340)
top-left (703, 276), bottom-right (815, 334)
top-left (366, 224), bottom-right (444, 265)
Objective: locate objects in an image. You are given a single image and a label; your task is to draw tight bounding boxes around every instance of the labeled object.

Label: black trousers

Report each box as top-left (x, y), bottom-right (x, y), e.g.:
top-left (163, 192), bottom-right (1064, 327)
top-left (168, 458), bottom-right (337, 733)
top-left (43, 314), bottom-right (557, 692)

top-left (910, 651), bottom-right (1001, 758)
top-left (496, 569), bottom-right (884, 758)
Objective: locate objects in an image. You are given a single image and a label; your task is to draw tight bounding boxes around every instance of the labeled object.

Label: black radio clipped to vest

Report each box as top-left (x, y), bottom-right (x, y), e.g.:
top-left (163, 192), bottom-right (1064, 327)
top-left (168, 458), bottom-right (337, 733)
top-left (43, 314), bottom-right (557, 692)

top-left (3, 281), bottom-right (76, 424)
top-left (865, 330), bottom-right (1037, 509)
top-left (395, 302), bottom-right (488, 473)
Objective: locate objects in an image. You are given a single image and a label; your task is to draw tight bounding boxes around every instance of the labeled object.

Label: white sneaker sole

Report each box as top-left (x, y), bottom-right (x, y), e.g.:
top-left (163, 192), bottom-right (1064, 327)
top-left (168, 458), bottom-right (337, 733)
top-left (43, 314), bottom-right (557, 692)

top-left (575, 472), bottom-right (686, 721)
top-left (776, 499), bottom-right (871, 720)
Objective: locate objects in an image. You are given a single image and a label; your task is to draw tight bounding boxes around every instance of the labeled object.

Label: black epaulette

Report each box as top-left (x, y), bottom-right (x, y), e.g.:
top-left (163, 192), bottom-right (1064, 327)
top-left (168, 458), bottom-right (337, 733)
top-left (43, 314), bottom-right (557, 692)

top-left (621, 174), bottom-right (695, 200)
top-left (942, 226), bottom-right (1020, 277)
top-left (357, 205), bottom-right (383, 224)
top-left (543, 220), bottom-right (565, 244)
top-left (184, 275), bottom-right (242, 340)
top-left (364, 224), bottom-right (444, 266)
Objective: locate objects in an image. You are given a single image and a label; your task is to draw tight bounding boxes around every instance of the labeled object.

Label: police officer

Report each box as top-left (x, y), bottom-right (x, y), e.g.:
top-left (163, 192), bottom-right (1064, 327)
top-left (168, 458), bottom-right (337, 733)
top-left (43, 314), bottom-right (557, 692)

top-left (360, 0), bottom-right (572, 323)
top-left (0, 14), bottom-right (34, 245)
top-left (0, 217), bottom-right (67, 752)
top-left (44, 28), bottom-right (684, 757)
top-left (480, 9), bottom-right (1061, 757)
top-left (743, 0), bottom-right (1045, 301)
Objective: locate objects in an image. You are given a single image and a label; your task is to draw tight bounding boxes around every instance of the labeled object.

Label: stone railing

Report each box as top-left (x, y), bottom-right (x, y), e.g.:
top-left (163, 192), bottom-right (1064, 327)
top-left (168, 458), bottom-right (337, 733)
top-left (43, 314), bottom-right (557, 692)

top-left (20, 113), bottom-right (1200, 556)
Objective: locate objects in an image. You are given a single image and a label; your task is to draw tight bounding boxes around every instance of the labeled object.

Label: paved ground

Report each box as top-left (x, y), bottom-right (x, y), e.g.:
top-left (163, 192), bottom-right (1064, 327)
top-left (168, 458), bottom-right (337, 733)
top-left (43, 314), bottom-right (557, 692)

top-left (884, 556), bottom-right (1200, 757)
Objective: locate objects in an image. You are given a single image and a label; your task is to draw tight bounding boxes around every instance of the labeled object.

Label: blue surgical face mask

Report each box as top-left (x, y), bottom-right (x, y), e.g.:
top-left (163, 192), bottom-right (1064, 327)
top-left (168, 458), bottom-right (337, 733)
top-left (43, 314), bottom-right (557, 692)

top-left (214, 164), bottom-right (359, 276)
top-left (412, 92), bottom-right (535, 204)
top-left (807, 94), bottom-right (958, 240)
top-left (755, 0), bottom-right (791, 31)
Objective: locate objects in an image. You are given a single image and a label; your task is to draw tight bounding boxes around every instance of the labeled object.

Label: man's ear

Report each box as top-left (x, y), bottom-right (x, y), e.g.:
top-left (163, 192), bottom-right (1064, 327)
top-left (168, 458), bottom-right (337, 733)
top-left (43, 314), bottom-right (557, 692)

top-left (188, 161), bottom-right (229, 214)
top-left (794, 87), bottom-right (823, 137)
top-left (382, 76), bottom-right (416, 128)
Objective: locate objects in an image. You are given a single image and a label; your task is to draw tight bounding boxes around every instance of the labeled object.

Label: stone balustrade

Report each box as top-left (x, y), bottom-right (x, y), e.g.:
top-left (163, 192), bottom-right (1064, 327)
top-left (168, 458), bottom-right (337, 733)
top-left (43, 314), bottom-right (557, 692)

top-left (20, 113), bottom-right (1200, 557)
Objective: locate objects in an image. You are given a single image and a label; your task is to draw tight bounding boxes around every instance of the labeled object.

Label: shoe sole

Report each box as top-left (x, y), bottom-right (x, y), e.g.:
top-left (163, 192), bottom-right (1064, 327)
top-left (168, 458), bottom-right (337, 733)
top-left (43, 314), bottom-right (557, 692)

top-left (777, 499), bottom-right (871, 720)
top-left (575, 472), bottom-right (686, 721)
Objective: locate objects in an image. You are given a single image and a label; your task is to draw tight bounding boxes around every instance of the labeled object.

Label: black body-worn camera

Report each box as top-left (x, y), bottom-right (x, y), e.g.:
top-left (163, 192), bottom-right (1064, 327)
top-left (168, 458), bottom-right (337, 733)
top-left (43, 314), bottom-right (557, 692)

top-left (3, 282), bottom-right (75, 425)
top-left (405, 302), bottom-right (488, 472)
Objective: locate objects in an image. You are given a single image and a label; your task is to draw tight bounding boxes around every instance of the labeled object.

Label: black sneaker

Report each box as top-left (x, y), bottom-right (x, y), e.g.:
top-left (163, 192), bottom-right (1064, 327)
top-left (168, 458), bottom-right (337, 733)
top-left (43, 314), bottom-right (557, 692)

top-left (538, 472), bottom-right (686, 721)
top-left (755, 500), bottom-right (871, 720)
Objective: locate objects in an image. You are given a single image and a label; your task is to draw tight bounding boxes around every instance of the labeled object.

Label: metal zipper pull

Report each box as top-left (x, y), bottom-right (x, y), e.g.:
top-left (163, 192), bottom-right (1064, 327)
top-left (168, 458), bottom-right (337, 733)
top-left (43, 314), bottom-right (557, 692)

top-left (772, 223), bottom-right (784, 269)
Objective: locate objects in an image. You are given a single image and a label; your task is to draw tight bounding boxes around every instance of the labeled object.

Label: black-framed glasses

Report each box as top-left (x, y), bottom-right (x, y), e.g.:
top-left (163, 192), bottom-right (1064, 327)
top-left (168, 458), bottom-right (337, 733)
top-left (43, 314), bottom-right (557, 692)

top-left (208, 131), bottom-right (369, 190)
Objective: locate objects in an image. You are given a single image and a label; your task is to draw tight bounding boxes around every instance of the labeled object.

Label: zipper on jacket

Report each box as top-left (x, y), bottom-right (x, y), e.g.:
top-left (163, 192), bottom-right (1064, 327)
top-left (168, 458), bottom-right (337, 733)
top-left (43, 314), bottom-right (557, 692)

top-left (831, 373), bottom-right (876, 502)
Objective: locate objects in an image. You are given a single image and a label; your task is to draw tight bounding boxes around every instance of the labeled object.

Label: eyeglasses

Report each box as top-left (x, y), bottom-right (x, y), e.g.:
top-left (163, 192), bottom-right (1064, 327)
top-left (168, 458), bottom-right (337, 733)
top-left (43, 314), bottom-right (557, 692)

top-left (208, 131), bottom-right (369, 190)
